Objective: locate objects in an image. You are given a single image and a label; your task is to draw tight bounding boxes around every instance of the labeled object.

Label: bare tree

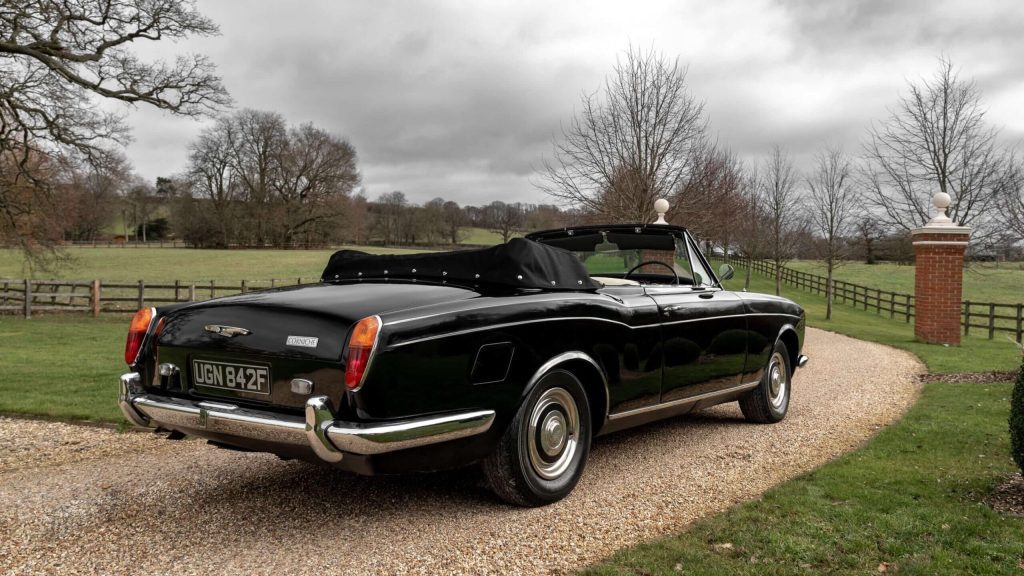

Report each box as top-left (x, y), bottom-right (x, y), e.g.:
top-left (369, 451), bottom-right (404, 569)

top-left (807, 145), bottom-right (857, 319)
top-left (273, 123), bottom-right (360, 245)
top-left (57, 151), bottom-right (129, 241)
top-left (486, 201), bottom-right (524, 243)
top-left (0, 0), bottom-right (229, 260)
top-left (732, 168), bottom-right (765, 291)
top-left (187, 121), bottom-right (237, 247)
top-left (761, 145), bottom-right (802, 295)
top-left (676, 145), bottom-right (746, 252)
top-left (862, 57), bottom-right (1014, 240)
top-left (226, 110), bottom-right (287, 245)
top-left (441, 200), bottom-right (465, 245)
top-left (375, 191), bottom-right (407, 246)
top-left (998, 160), bottom-right (1024, 242)
top-left (538, 45), bottom-right (708, 222)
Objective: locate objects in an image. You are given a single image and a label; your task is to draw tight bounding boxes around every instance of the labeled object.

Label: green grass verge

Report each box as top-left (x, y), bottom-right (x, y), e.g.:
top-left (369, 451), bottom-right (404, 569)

top-left (0, 315), bottom-right (126, 422)
top-left (786, 260), bottom-right (1024, 305)
top-left (581, 382), bottom-right (1024, 575)
top-left (0, 245), bottom-right (426, 282)
top-left (722, 265), bottom-right (1020, 374)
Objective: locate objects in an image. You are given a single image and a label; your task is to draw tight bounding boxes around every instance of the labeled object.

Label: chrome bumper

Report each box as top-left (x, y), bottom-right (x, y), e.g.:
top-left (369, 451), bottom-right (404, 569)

top-left (797, 355), bottom-right (809, 368)
top-left (118, 373), bottom-right (495, 463)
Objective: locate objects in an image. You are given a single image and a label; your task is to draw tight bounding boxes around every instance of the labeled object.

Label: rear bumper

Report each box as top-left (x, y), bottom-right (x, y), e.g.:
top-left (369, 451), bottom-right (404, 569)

top-left (118, 373), bottom-right (495, 464)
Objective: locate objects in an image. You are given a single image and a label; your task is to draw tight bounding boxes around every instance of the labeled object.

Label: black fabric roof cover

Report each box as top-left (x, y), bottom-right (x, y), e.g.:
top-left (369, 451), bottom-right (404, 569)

top-left (321, 238), bottom-right (601, 291)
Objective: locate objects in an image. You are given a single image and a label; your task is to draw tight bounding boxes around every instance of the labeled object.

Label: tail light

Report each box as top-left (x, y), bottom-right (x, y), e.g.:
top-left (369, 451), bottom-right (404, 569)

top-left (125, 307), bottom-right (156, 365)
top-left (345, 315), bottom-right (381, 391)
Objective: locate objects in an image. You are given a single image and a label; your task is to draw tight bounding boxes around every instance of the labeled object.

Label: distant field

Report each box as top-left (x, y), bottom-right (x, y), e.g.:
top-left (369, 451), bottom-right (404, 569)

top-left (782, 260), bottom-right (1024, 304)
top-left (460, 227), bottom-right (512, 245)
top-left (0, 245), bottom-right (426, 282)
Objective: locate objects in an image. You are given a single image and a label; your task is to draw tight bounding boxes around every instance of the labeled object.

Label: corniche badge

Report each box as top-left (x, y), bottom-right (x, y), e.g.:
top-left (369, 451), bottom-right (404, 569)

top-left (204, 325), bottom-right (252, 337)
top-left (286, 336), bottom-right (319, 348)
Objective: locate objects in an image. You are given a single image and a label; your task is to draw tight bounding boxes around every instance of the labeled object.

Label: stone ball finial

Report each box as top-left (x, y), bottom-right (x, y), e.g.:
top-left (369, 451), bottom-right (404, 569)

top-left (653, 198), bottom-right (669, 225)
top-left (928, 192), bottom-right (953, 225)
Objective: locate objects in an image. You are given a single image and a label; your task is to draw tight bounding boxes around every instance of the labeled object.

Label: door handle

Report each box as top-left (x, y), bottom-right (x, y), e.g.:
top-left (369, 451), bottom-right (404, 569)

top-left (663, 305), bottom-right (685, 315)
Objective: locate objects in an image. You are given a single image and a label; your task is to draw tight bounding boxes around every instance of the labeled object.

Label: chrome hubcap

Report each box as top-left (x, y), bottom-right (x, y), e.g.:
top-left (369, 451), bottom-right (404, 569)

top-left (540, 412), bottom-right (567, 456)
top-left (767, 352), bottom-right (787, 409)
top-left (527, 387), bottom-right (579, 480)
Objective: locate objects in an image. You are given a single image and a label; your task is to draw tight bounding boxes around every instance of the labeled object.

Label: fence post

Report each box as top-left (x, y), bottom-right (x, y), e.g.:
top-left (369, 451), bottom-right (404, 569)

top-left (210, 280), bottom-right (215, 298)
top-left (241, 280), bottom-right (248, 294)
top-left (189, 283), bottom-right (196, 302)
top-left (91, 280), bottom-right (101, 318)
top-left (964, 301), bottom-right (971, 336)
top-left (1016, 304), bottom-right (1023, 344)
top-left (174, 280), bottom-right (180, 302)
top-left (2, 280), bottom-right (7, 306)
top-left (23, 279), bottom-right (31, 319)
top-left (889, 292), bottom-right (895, 320)
top-left (270, 278), bottom-right (276, 288)
top-left (862, 286), bottom-right (868, 311)
top-left (137, 280), bottom-right (145, 309)
top-left (988, 303), bottom-right (996, 340)
top-left (905, 295), bottom-right (912, 323)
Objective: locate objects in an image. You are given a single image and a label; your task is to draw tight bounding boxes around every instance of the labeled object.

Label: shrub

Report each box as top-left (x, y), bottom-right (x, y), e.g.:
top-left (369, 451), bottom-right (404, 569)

top-left (1011, 355), bottom-right (1024, 474)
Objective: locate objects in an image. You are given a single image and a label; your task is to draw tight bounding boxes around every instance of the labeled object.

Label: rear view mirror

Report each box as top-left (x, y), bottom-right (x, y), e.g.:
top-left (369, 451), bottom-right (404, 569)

top-left (718, 264), bottom-right (735, 281)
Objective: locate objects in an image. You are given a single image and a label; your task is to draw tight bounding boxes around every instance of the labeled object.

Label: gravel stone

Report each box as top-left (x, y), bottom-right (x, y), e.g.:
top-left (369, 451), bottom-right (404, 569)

top-left (0, 328), bottom-right (923, 575)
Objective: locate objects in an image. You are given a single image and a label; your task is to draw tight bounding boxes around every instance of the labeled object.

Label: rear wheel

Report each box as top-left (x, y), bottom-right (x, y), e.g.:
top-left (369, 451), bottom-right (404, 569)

top-left (482, 369), bottom-right (591, 506)
top-left (739, 340), bottom-right (791, 423)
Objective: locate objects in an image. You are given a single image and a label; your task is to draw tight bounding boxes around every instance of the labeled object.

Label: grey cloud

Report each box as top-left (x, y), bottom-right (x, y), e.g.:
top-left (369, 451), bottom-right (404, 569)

top-left (121, 0), bottom-right (1024, 206)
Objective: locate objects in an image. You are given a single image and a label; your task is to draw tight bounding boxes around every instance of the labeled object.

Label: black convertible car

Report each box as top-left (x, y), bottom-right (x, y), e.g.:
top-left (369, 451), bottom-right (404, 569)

top-left (119, 223), bottom-right (807, 506)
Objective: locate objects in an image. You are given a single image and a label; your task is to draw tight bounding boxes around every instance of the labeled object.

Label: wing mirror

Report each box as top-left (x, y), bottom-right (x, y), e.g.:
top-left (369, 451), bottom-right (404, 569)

top-left (718, 264), bottom-right (735, 281)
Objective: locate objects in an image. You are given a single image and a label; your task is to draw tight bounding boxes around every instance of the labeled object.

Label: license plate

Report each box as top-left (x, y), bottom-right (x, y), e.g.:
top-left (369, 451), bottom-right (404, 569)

top-left (192, 359), bottom-right (271, 394)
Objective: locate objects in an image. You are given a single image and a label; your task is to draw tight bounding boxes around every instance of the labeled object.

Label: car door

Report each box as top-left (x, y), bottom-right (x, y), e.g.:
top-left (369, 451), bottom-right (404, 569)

top-left (644, 235), bottom-right (749, 403)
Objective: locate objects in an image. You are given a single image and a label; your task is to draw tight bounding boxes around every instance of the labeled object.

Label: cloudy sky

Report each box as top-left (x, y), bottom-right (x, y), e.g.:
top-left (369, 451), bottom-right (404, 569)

top-left (121, 0), bottom-right (1024, 206)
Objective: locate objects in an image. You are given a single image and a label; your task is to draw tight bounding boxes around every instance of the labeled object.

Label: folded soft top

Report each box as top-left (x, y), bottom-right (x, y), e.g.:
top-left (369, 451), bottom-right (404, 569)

top-left (321, 238), bottom-right (601, 291)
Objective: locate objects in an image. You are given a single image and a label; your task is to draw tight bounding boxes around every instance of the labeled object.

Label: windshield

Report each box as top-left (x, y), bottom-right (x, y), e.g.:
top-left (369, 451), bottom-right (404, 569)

top-left (531, 228), bottom-right (713, 287)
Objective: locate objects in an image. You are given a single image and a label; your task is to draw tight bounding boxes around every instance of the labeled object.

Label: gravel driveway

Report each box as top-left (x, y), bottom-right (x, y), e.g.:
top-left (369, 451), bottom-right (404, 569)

top-left (0, 328), bottom-right (922, 575)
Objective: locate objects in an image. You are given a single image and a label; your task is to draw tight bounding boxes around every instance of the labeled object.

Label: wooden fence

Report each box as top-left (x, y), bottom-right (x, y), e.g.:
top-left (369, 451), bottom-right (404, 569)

top-left (720, 257), bottom-right (1024, 343)
top-left (0, 278), bottom-right (317, 317)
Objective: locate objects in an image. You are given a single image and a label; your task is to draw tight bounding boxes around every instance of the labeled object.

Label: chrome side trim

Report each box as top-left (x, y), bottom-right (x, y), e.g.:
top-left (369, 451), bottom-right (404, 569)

top-left (797, 355), bottom-right (809, 368)
top-left (523, 351), bottom-right (610, 419)
top-left (388, 312), bottom-right (804, 348)
top-left (118, 375), bottom-right (495, 461)
top-left (607, 380), bottom-right (760, 421)
top-left (325, 409), bottom-right (495, 455)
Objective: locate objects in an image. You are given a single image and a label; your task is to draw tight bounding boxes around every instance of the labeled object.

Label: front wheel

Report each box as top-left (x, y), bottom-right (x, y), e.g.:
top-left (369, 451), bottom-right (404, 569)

top-left (482, 369), bottom-right (592, 506)
top-left (739, 341), bottom-right (791, 423)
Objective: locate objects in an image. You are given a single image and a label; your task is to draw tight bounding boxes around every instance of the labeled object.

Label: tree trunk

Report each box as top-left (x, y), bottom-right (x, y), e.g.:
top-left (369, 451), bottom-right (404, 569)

top-left (774, 259), bottom-right (782, 296)
top-left (744, 258), bottom-right (752, 291)
top-left (826, 261), bottom-right (834, 320)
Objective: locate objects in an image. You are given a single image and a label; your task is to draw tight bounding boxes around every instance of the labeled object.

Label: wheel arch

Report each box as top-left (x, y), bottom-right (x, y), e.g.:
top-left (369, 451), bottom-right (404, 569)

top-left (776, 326), bottom-right (800, 375)
top-left (521, 351), bottom-right (609, 436)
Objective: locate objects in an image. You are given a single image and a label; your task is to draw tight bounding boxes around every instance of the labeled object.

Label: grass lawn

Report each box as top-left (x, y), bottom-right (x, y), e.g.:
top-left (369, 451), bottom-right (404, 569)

top-left (0, 245), bottom-right (426, 282)
top-left (459, 226), bottom-right (513, 245)
top-left (0, 315), bottom-right (126, 422)
top-left (722, 265), bottom-right (1020, 374)
top-left (582, 382), bottom-right (1024, 575)
top-left (786, 260), bottom-right (1024, 305)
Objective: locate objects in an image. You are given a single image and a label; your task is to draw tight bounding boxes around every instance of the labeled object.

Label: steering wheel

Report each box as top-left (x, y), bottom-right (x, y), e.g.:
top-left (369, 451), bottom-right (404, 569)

top-left (624, 260), bottom-right (679, 285)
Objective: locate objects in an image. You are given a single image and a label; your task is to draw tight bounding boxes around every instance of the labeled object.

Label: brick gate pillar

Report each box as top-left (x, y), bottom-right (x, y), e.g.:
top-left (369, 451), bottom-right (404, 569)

top-left (912, 192), bottom-right (970, 345)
